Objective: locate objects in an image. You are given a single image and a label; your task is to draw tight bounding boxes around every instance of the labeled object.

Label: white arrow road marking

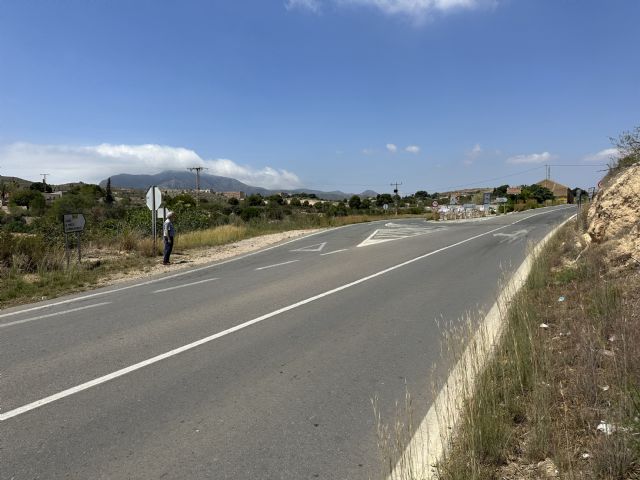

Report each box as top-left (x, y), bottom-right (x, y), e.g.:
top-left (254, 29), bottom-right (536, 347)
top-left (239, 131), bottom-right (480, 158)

top-left (493, 229), bottom-right (529, 243)
top-left (320, 249), bottom-right (348, 256)
top-left (358, 225), bottom-right (444, 247)
top-left (255, 260), bottom-right (300, 271)
top-left (153, 278), bottom-right (219, 294)
top-left (0, 302), bottom-right (112, 329)
top-left (290, 242), bottom-right (327, 253)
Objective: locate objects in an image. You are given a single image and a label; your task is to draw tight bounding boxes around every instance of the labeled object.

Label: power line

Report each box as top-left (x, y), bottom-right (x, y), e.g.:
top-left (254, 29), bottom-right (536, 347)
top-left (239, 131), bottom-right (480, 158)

top-left (434, 165), bottom-right (545, 192)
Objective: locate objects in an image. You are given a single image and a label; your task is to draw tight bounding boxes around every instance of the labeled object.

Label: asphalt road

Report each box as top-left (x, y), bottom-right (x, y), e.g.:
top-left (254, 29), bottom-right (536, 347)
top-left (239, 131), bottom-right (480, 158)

top-left (0, 206), bottom-right (575, 479)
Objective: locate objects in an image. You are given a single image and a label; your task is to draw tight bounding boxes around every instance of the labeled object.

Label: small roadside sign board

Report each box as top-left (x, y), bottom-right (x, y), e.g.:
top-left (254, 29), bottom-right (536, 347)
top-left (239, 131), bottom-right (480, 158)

top-left (146, 186), bottom-right (162, 211)
top-left (63, 213), bottom-right (86, 233)
top-left (483, 192), bottom-right (491, 205)
top-left (496, 197), bottom-right (508, 203)
top-left (450, 195), bottom-right (457, 205)
top-left (432, 200), bottom-right (438, 207)
top-left (383, 203), bottom-right (389, 211)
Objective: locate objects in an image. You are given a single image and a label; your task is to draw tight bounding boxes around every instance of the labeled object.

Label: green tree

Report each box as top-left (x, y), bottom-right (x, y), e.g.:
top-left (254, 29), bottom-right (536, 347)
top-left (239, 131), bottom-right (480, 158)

top-left (348, 195), bottom-right (362, 209)
top-left (289, 197), bottom-right (302, 207)
top-left (521, 184), bottom-right (554, 203)
top-left (375, 193), bottom-right (393, 207)
top-left (245, 194), bottom-right (264, 207)
top-left (105, 178), bottom-right (115, 205)
top-left (492, 184), bottom-right (509, 197)
top-left (10, 189), bottom-right (45, 213)
top-left (30, 182), bottom-right (52, 193)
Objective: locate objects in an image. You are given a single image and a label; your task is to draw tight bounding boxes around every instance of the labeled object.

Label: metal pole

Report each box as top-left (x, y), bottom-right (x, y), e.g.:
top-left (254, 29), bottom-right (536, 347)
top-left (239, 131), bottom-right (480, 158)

top-left (65, 233), bottom-right (70, 269)
top-left (152, 186), bottom-right (157, 254)
top-left (77, 232), bottom-right (81, 263)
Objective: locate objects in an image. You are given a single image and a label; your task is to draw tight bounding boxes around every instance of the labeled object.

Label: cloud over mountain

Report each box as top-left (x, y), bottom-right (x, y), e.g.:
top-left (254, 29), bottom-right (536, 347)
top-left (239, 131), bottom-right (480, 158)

top-left (0, 143), bottom-right (302, 189)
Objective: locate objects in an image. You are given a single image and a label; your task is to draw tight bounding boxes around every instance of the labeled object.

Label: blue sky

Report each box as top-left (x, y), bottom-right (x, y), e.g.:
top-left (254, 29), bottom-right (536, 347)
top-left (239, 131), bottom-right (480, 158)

top-left (1, 0), bottom-right (638, 195)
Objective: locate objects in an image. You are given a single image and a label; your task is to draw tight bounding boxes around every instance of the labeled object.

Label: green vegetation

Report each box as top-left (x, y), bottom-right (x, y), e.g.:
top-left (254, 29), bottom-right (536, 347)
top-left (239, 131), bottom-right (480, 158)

top-left (434, 219), bottom-right (640, 479)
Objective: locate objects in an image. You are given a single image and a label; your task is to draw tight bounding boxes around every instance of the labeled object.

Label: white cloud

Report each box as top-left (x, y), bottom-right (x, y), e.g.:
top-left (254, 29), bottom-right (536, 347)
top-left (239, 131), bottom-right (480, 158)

top-left (506, 151), bottom-right (556, 164)
top-left (583, 148), bottom-right (620, 163)
top-left (337, 0), bottom-right (492, 21)
top-left (286, 0), bottom-right (496, 21)
top-left (464, 143), bottom-right (482, 165)
top-left (0, 142), bottom-right (302, 189)
top-left (386, 143), bottom-right (398, 153)
top-left (285, 0), bottom-right (322, 13)
top-left (362, 148), bottom-right (375, 155)
top-left (405, 145), bottom-right (420, 154)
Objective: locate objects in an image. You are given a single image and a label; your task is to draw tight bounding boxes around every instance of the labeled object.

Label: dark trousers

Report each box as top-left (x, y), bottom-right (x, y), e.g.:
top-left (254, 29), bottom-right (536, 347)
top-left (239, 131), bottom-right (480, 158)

top-left (163, 237), bottom-right (173, 263)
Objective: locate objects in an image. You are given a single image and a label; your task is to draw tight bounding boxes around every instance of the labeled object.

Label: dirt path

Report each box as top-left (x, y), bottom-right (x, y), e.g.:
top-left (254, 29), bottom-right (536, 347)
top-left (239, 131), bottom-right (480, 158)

top-left (93, 229), bottom-right (321, 287)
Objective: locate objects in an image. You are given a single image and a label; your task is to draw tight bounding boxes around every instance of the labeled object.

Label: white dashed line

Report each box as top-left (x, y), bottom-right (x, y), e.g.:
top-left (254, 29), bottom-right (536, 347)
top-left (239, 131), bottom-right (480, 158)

top-left (153, 278), bottom-right (219, 293)
top-left (255, 260), bottom-right (299, 271)
top-left (0, 302), bottom-right (112, 329)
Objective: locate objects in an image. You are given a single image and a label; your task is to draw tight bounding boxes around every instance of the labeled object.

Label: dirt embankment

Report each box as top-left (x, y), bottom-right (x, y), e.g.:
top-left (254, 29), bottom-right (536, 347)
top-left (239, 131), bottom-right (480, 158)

top-left (587, 164), bottom-right (640, 271)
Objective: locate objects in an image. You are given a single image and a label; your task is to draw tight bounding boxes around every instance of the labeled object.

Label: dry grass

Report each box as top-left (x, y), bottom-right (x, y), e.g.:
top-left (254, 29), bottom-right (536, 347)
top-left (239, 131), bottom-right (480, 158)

top-left (377, 216), bottom-right (640, 480)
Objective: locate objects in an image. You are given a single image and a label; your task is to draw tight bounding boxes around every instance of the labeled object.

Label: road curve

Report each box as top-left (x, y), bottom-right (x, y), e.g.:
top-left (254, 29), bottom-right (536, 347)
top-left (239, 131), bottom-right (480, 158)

top-left (0, 206), bottom-right (575, 479)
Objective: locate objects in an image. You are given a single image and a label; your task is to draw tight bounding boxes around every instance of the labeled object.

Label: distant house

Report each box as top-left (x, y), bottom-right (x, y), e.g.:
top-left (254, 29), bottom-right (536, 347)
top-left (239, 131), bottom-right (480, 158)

top-left (507, 187), bottom-right (522, 195)
top-left (221, 191), bottom-right (246, 200)
top-left (536, 179), bottom-right (570, 200)
top-left (43, 191), bottom-right (63, 205)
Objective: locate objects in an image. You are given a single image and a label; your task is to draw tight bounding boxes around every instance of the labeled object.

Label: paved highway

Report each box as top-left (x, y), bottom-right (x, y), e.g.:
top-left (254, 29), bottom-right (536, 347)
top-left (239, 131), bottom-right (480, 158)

top-left (0, 206), bottom-right (574, 479)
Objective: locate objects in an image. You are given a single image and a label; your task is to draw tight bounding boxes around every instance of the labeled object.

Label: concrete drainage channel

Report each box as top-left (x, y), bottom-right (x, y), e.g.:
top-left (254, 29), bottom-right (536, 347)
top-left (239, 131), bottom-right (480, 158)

top-left (387, 214), bottom-right (577, 480)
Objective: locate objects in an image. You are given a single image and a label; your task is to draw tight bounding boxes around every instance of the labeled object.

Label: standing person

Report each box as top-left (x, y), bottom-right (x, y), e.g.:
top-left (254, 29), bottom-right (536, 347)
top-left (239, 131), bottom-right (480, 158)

top-left (163, 211), bottom-right (175, 265)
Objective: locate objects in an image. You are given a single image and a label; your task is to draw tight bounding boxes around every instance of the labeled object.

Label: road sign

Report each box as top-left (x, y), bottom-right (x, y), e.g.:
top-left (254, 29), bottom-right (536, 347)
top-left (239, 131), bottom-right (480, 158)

top-left (156, 207), bottom-right (173, 219)
top-left (146, 186), bottom-right (162, 211)
top-left (63, 213), bottom-right (86, 233)
top-left (496, 197), bottom-right (508, 204)
top-left (432, 200), bottom-right (438, 207)
top-left (450, 195), bottom-right (457, 205)
top-left (383, 204), bottom-right (389, 211)
top-left (483, 192), bottom-right (491, 205)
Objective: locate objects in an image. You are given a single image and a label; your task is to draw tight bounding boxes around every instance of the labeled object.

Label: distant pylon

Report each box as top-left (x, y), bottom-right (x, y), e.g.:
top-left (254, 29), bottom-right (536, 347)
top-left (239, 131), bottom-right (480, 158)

top-left (187, 167), bottom-right (208, 206)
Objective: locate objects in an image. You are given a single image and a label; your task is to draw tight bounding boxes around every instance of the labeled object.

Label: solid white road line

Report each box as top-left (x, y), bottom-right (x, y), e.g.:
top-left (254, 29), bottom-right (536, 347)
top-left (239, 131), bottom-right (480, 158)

top-left (0, 207), bottom-right (571, 422)
top-left (0, 302), bottom-right (112, 329)
top-left (153, 278), bottom-right (219, 294)
top-left (320, 249), bottom-right (348, 256)
top-left (255, 260), bottom-right (299, 271)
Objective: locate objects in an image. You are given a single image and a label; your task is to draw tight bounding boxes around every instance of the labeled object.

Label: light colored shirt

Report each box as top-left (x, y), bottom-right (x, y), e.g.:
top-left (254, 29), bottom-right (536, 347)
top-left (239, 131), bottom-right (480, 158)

top-left (163, 219), bottom-right (175, 239)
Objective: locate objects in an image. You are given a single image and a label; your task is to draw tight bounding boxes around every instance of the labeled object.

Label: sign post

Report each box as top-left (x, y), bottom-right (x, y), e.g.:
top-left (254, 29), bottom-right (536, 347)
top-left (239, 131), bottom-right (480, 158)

top-left (63, 214), bottom-right (86, 268)
top-left (146, 186), bottom-right (163, 254)
top-left (496, 197), bottom-right (508, 215)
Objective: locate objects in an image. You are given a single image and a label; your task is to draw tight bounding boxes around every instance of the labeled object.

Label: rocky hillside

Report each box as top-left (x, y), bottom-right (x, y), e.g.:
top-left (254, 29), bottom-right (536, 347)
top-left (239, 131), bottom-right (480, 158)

top-left (586, 163), bottom-right (640, 271)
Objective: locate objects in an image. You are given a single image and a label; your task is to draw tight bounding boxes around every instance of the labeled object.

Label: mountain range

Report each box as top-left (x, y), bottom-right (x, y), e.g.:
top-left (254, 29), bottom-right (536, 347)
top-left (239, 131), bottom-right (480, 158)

top-left (100, 171), bottom-right (378, 201)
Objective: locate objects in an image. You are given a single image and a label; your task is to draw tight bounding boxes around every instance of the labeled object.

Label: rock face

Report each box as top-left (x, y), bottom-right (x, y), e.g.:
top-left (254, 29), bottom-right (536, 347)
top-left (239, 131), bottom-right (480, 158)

top-left (587, 164), bottom-right (640, 268)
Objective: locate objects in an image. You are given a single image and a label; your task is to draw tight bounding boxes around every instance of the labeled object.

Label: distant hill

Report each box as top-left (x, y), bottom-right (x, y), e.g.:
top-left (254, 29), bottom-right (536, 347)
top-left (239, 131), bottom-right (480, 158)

top-left (0, 175), bottom-right (35, 189)
top-left (100, 170), bottom-right (377, 201)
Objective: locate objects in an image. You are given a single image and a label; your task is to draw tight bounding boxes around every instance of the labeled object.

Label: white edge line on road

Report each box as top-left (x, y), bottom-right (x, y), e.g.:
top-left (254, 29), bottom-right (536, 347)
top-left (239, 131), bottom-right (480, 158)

top-left (320, 249), bottom-right (348, 256)
top-left (0, 302), bottom-right (112, 329)
top-left (388, 211), bottom-right (577, 480)
top-left (153, 278), bottom-right (219, 294)
top-left (255, 260), bottom-right (299, 271)
top-left (0, 206), bottom-right (573, 422)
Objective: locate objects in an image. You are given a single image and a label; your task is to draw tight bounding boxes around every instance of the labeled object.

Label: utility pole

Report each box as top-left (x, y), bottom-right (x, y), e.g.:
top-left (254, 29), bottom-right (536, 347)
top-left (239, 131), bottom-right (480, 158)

top-left (545, 165), bottom-right (551, 181)
top-left (40, 173), bottom-right (50, 190)
top-left (187, 167), bottom-right (208, 206)
top-left (390, 181), bottom-right (402, 215)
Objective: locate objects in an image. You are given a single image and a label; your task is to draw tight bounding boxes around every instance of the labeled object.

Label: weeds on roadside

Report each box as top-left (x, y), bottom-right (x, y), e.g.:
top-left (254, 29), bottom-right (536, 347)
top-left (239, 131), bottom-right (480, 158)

top-left (376, 222), bottom-right (640, 479)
